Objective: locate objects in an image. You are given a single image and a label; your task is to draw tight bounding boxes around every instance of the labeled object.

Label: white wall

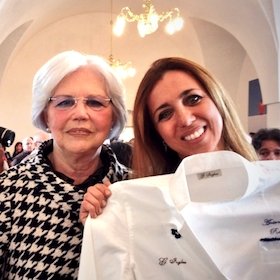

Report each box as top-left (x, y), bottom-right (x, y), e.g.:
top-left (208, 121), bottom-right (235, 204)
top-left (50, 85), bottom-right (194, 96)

top-left (0, 12), bottom-right (203, 148)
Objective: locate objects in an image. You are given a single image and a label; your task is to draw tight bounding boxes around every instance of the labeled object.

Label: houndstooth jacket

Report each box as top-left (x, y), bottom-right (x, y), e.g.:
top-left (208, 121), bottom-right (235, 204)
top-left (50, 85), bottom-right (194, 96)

top-left (0, 140), bottom-right (129, 279)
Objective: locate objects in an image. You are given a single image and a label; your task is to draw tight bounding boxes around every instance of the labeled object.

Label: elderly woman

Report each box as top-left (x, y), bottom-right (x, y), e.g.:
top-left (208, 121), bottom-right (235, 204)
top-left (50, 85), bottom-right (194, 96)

top-left (0, 50), bottom-right (129, 279)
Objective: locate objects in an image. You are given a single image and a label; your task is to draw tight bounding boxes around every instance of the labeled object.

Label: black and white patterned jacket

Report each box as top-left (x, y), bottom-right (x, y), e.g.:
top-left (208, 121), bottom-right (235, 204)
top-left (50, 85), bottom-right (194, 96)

top-left (0, 140), bottom-right (129, 279)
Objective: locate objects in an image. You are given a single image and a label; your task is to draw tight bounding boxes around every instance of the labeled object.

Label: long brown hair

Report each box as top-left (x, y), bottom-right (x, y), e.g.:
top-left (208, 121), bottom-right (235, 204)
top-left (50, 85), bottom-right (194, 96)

top-left (132, 57), bottom-right (257, 178)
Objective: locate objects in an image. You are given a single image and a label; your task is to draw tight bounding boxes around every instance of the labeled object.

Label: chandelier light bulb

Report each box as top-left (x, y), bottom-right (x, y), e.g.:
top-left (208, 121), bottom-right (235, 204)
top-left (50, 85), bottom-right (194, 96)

top-left (137, 20), bottom-right (147, 37)
top-left (137, 17), bottom-right (158, 37)
top-left (113, 16), bottom-right (126, 36)
top-left (127, 67), bottom-right (136, 77)
top-left (173, 17), bottom-right (184, 31)
top-left (109, 55), bottom-right (136, 80)
top-left (148, 13), bottom-right (159, 32)
top-left (165, 17), bottom-right (184, 35)
top-left (165, 20), bottom-right (175, 35)
top-left (112, 64), bottom-right (136, 79)
top-left (114, 0), bottom-right (183, 37)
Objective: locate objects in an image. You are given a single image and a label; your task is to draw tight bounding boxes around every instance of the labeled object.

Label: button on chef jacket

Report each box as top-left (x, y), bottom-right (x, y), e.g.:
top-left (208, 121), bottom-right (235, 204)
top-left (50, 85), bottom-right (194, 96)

top-left (78, 151), bottom-right (280, 280)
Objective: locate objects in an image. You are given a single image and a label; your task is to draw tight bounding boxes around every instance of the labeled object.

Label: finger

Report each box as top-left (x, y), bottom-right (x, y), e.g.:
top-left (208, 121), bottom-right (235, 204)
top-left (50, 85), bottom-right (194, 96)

top-left (79, 201), bottom-right (96, 225)
top-left (102, 177), bottom-right (111, 187)
top-left (83, 191), bottom-right (102, 214)
top-left (101, 178), bottom-right (112, 198)
top-left (88, 185), bottom-right (106, 202)
top-left (95, 182), bottom-right (111, 199)
top-left (79, 210), bottom-right (90, 225)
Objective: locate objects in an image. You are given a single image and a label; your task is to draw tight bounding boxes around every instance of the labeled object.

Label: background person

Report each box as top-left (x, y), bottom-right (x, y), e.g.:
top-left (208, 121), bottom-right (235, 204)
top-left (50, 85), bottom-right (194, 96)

top-left (10, 136), bottom-right (35, 165)
top-left (11, 141), bottom-right (23, 158)
top-left (0, 145), bottom-right (12, 168)
top-left (33, 130), bottom-right (51, 149)
top-left (20, 130), bottom-right (52, 162)
top-left (0, 50), bottom-right (129, 279)
top-left (0, 145), bottom-right (9, 173)
top-left (251, 128), bottom-right (280, 160)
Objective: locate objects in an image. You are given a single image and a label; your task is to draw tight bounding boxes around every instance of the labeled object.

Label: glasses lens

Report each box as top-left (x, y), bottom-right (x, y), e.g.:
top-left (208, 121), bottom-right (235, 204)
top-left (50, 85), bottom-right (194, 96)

top-left (50, 96), bottom-right (111, 110)
top-left (86, 97), bottom-right (110, 110)
top-left (51, 96), bottom-right (75, 109)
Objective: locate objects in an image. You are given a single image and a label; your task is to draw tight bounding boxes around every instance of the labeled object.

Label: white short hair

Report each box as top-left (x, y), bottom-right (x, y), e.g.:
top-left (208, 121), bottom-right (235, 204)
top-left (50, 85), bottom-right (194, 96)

top-left (32, 50), bottom-right (127, 139)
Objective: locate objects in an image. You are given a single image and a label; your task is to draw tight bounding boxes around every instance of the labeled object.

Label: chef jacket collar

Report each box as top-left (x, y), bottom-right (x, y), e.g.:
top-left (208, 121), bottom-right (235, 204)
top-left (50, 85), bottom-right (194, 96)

top-left (169, 151), bottom-right (263, 210)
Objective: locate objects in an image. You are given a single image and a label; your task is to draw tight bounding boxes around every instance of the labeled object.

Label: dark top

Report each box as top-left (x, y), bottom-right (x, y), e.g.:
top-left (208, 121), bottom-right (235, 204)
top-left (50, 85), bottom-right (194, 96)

top-left (10, 150), bottom-right (31, 166)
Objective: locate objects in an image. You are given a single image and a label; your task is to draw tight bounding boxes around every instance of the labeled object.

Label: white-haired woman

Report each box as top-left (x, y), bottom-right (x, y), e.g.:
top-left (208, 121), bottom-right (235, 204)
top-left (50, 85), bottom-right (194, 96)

top-left (0, 50), bottom-right (129, 279)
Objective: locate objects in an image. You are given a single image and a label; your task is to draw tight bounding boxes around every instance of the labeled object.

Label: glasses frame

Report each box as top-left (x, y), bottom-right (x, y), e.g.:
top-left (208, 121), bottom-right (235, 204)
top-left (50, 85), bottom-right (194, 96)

top-left (48, 95), bottom-right (112, 111)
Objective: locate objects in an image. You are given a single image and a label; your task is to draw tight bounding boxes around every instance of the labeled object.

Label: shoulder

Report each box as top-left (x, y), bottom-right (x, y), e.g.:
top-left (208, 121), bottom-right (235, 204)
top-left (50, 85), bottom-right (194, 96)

top-left (0, 151), bottom-right (52, 188)
top-left (112, 174), bottom-right (171, 189)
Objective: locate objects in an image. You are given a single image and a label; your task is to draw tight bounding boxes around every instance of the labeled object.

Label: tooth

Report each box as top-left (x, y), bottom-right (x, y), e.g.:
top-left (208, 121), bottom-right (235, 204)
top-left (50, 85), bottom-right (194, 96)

top-left (184, 127), bottom-right (204, 141)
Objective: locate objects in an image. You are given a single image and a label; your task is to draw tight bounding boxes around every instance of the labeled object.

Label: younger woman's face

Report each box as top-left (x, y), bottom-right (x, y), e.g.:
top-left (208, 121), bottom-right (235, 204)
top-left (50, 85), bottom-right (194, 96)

top-left (148, 70), bottom-right (225, 158)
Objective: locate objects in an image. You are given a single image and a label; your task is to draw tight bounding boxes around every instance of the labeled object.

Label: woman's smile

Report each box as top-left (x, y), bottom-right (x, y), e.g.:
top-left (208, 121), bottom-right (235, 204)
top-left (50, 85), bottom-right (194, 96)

top-left (181, 126), bottom-right (206, 141)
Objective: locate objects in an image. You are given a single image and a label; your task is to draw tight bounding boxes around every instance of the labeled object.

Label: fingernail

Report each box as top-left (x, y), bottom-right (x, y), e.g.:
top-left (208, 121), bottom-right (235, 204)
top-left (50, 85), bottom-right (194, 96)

top-left (102, 177), bottom-right (110, 184)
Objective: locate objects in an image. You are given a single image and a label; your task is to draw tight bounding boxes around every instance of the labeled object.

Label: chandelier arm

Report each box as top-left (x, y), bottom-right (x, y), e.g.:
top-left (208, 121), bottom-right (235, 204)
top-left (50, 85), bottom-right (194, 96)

top-left (158, 11), bottom-right (173, 22)
top-left (121, 7), bottom-right (141, 22)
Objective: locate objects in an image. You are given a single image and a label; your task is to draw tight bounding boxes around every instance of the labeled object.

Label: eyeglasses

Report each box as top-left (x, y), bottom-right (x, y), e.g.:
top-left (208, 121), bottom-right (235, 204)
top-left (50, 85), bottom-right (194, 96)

top-left (48, 95), bottom-right (112, 111)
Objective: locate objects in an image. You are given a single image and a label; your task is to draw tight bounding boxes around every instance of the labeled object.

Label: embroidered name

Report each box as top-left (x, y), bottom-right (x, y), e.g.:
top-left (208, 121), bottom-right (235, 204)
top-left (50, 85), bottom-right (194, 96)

top-left (171, 229), bottom-right (182, 239)
top-left (197, 169), bottom-right (222, 180)
top-left (159, 257), bottom-right (187, 266)
top-left (260, 218), bottom-right (280, 241)
top-left (263, 218), bottom-right (280, 226)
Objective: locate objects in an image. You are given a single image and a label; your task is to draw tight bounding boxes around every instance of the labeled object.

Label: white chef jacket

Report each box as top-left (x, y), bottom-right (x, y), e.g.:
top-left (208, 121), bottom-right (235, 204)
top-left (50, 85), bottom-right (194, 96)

top-left (78, 151), bottom-right (280, 280)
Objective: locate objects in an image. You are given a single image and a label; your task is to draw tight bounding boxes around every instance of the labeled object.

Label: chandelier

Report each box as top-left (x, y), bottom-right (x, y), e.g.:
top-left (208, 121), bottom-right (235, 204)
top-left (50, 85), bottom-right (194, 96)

top-left (113, 0), bottom-right (184, 38)
top-left (108, 54), bottom-right (136, 79)
top-left (108, 0), bottom-right (136, 79)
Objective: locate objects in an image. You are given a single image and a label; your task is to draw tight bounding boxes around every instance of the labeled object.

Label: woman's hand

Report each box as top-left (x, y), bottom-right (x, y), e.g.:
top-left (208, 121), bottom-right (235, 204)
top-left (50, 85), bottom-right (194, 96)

top-left (79, 178), bottom-right (111, 225)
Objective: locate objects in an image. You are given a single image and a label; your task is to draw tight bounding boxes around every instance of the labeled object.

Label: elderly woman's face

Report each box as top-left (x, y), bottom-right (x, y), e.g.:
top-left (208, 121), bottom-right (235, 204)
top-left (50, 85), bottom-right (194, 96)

top-left (45, 67), bottom-right (114, 156)
top-left (148, 70), bottom-right (225, 158)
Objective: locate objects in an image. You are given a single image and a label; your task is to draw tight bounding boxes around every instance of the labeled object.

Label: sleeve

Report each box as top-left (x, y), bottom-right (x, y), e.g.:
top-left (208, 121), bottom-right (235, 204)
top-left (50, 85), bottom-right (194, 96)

top-left (78, 185), bottom-right (135, 280)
